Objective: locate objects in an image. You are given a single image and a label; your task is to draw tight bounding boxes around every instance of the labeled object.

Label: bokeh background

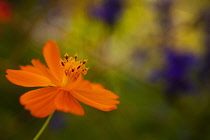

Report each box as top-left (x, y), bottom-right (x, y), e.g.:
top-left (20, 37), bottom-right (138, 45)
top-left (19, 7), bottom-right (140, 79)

top-left (1, 0), bottom-right (210, 139)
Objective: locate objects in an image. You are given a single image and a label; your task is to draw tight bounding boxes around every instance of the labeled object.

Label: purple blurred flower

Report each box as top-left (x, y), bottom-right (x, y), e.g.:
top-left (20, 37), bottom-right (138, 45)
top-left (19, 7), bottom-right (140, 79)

top-left (90, 0), bottom-right (123, 26)
top-left (49, 112), bottom-right (67, 131)
top-left (150, 48), bottom-right (198, 97)
top-left (163, 48), bottom-right (196, 79)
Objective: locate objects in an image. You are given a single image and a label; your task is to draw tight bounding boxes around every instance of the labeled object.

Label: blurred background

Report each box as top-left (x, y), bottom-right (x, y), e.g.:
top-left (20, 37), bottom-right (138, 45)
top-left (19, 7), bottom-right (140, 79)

top-left (1, 0), bottom-right (210, 139)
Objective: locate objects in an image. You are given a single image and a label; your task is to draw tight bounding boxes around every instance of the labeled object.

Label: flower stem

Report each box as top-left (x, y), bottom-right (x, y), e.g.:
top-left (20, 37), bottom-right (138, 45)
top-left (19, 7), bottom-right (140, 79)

top-left (33, 113), bottom-right (54, 140)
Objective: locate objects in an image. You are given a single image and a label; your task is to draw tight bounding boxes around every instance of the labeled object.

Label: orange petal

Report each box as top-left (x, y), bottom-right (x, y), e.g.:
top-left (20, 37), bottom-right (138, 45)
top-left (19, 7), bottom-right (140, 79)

top-left (6, 69), bottom-right (54, 87)
top-left (64, 77), bottom-right (91, 91)
top-left (20, 65), bottom-right (43, 75)
top-left (20, 87), bottom-right (59, 118)
top-left (71, 83), bottom-right (120, 111)
top-left (55, 90), bottom-right (84, 115)
top-left (31, 59), bottom-right (62, 86)
top-left (43, 41), bottom-right (63, 82)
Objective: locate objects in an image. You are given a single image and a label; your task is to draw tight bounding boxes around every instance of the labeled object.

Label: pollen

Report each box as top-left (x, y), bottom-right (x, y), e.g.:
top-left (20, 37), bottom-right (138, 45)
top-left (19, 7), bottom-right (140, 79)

top-left (74, 54), bottom-right (78, 60)
top-left (61, 53), bottom-right (89, 86)
top-left (83, 59), bottom-right (88, 64)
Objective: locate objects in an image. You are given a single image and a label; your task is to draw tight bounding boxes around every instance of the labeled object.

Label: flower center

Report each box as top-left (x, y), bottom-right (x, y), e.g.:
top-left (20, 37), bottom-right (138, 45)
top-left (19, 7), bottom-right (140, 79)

top-left (60, 53), bottom-right (89, 86)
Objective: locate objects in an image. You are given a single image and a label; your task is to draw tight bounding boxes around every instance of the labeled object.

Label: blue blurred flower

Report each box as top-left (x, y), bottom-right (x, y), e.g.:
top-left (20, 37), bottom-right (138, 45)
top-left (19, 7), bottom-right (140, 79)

top-left (149, 48), bottom-right (198, 97)
top-left (49, 112), bottom-right (67, 131)
top-left (90, 0), bottom-right (123, 26)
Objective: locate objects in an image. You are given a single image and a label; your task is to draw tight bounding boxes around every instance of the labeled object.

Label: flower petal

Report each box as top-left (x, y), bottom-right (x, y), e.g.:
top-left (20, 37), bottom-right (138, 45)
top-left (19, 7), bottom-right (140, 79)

top-left (43, 40), bottom-right (63, 82)
top-left (55, 90), bottom-right (84, 115)
top-left (64, 77), bottom-right (91, 91)
top-left (20, 87), bottom-right (59, 118)
top-left (31, 59), bottom-right (62, 86)
top-left (20, 65), bottom-right (43, 75)
top-left (71, 83), bottom-right (120, 111)
top-left (6, 69), bottom-right (54, 87)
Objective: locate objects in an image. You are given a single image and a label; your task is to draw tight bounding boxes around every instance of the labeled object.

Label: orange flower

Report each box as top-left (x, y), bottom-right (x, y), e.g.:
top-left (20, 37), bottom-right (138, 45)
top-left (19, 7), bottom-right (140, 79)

top-left (6, 41), bottom-right (119, 118)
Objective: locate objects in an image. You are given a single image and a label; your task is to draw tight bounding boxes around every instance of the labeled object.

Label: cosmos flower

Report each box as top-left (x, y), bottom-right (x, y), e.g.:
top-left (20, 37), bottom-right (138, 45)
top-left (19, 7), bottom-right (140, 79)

top-left (6, 41), bottom-right (119, 118)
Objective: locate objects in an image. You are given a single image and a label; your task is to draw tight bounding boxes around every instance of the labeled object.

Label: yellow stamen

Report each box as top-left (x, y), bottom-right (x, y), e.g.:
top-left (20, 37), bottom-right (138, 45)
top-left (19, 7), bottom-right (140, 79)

top-left (74, 54), bottom-right (78, 60)
top-left (61, 53), bottom-right (89, 86)
top-left (60, 60), bottom-right (65, 66)
top-left (64, 53), bottom-right (69, 61)
top-left (83, 59), bottom-right (88, 64)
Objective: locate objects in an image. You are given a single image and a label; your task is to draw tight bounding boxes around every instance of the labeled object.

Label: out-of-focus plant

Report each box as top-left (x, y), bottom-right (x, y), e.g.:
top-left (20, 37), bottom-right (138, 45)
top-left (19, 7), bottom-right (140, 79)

top-left (0, 0), bottom-right (12, 23)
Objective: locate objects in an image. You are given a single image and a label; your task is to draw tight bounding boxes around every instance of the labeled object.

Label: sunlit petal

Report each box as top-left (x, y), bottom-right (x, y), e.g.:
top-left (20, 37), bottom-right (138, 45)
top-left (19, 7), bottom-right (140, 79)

top-left (71, 83), bottom-right (119, 111)
top-left (64, 77), bottom-right (91, 91)
top-left (20, 87), bottom-right (59, 118)
top-left (43, 40), bottom-right (63, 82)
top-left (6, 69), bottom-right (54, 87)
top-left (55, 90), bottom-right (84, 115)
top-left (20, 65), bottom-right (43, 75)
top-left (31, 59), bottom-right (62, 86)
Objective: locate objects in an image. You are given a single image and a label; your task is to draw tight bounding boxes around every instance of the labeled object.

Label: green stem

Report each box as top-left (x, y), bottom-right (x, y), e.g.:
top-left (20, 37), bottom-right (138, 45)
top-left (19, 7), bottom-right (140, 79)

top-left (33, 113), bottom-right (54, 140)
